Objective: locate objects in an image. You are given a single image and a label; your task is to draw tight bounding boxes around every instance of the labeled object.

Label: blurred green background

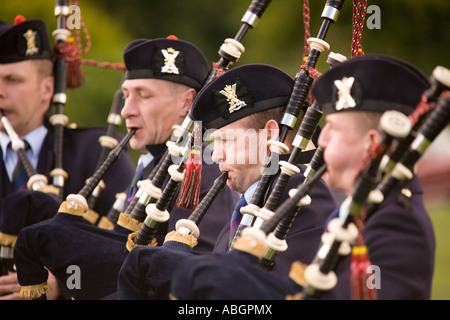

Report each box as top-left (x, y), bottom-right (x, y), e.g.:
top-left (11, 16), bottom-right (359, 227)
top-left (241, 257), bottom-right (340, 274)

top-left (1, 0), bottom-right (449, 299)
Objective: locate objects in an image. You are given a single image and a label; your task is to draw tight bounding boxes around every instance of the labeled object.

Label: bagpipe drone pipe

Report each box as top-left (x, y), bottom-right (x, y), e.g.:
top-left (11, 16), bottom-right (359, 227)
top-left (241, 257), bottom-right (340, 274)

top-left (48, 0), bottom-right (71, 200)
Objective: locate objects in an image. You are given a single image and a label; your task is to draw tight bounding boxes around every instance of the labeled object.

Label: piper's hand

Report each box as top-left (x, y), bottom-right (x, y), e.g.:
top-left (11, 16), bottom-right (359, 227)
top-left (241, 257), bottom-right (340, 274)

top-left (0, 271), bottom-right (25, 300)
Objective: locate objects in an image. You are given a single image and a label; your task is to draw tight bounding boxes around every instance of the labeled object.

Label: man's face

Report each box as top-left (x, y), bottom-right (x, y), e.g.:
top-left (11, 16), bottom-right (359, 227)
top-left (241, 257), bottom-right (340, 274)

top-left (121, 78), bottom-right (189, 151)
top-left (0, 60), bottom-right (52, 137)
top-left (318, 112), bottom-right (374, 195)
top-left (209, 118), bottom-right (271, 193)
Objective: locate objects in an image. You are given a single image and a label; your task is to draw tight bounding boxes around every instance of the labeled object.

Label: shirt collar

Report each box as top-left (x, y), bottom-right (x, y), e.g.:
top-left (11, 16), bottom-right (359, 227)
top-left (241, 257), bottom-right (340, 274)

top-left (242, 179), bottom-right (259, 204)
top-left (138, 152), bottom-right (155, 168)
top-left (0, 125), bottom-right (47, 160)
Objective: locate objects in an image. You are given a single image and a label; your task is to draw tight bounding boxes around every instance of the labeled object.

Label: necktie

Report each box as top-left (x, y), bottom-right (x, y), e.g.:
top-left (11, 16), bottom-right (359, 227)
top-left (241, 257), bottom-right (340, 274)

top-left (10, 140), bottom-right (31, 192)
top-left (229, 195), bottom-right (247, 247)
top-left (126, 161), bottom-right (145, 204)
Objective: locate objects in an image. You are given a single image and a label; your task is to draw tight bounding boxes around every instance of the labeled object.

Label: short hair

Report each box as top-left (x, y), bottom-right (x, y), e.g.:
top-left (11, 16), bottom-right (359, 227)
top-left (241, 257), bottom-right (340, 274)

top-left (350, 111), bottom-right (383, 134)
top-left (243, 105), bottom-right (304, 146)
top-left (166, 80), bottom-right (193, 97)
top-left (30, 59), bottom-right (53, 80)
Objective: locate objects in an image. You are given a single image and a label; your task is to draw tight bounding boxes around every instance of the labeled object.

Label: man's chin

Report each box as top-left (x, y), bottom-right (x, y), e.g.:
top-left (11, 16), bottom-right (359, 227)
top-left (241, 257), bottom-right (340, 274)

top-left (129, 140), bottom-right (146, 152)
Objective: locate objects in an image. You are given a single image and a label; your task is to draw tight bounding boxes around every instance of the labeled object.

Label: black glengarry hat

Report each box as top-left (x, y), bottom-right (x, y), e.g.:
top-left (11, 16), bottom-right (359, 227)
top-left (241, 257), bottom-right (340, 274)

top-left (123, 36), bottom-right (209, 91)
top-left (191, 63), bottom-right (294, 129)
top-left (0, 17), bottom-right (51, 63)
top-left (312, 54), bottom-right (430, 115)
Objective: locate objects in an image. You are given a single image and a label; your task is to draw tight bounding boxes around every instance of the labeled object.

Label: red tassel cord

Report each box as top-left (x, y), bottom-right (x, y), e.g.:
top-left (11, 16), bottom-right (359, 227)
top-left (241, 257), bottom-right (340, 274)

top-left (351, 0), bottom-right (367, 58)
top-left (350, 214), bottom-right (378, 300)
top-left (176, 124), bottom-right (202, 210)
top-left (52, 0), bottom-right (125, 89)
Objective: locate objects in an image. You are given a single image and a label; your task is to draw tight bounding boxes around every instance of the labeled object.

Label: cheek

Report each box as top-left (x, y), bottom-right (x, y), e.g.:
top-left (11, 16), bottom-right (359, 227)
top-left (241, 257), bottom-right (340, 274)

top-left (223, 142), bottom-right (244, 165)
top-left (324, 139), bottom-right (356, 171)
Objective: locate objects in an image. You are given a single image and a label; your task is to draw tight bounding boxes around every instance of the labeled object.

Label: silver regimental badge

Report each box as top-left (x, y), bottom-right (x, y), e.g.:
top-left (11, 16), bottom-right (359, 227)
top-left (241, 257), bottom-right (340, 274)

top-left (220, 83), bottom-right (247, 114)
top-left (334, 76), bottom-right (356, 110)
top-left (161, 47), bottom-right (179, 74)
top-left (23, 29), bottom-right (39, 56)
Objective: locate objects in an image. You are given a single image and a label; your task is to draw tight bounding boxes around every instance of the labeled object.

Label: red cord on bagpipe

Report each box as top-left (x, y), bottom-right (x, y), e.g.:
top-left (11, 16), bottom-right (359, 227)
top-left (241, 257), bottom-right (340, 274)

top-left (351, 0), bottom-right (367, 57)
top-left (52, 0), bottom-right (125, 89)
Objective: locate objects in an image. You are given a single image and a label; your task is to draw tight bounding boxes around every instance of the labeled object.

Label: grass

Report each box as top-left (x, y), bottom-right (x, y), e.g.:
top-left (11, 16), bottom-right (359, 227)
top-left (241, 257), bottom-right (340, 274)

top-left (428, 201), bottom-right (450, 300)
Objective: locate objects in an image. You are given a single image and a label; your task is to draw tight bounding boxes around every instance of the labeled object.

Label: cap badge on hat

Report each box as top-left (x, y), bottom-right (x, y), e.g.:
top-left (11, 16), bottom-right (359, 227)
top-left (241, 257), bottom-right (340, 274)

top-left (220, 83), bottom-right (247, 114)
top-left (334, 76), bottom-right (356, 110)
top-left (23, 29), bottom-right (39, 56)
top-left (161, 47), bottom-right (180, 74)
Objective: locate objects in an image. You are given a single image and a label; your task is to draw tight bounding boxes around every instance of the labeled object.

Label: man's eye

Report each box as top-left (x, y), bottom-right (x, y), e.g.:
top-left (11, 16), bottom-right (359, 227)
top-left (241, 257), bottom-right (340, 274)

top-left (6, 77), bottom-right (19, 83)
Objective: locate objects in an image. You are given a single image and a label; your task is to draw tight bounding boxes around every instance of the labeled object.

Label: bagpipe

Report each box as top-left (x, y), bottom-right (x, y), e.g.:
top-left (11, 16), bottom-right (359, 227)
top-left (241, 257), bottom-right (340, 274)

top-left (13, 0), bottom-right (274, 300)
top-left (117, 171), bottom-right (229, 299)
top-left (52, 0), bottom-right (129, 222)
top-left (298, 77), bottom-right (450, 300)
top-left (229, 0), bottom-right (346, 248)
top-left (366, 66), bottom-right (450, 217)
top-left (206, 0), bottom-right (271, 82)
top-left (13, 128), bottom-right (135, 300)
top-left (0, 111), bottom-right (59, 275)
top-left (0, 1), bottom-right (72, 275)
top-left (298, 110), bottom-right (413, 299)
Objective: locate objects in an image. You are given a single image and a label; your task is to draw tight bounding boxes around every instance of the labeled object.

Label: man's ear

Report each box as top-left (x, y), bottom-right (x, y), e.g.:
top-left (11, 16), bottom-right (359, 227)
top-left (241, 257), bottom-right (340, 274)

top-left (179, 88), bottom-right (197, 117)
top-left (365, 128), bottom-right (381, 157)
top-left (41, 76), bottom-right (54, 103)
top-left (264, 119), bottom-right (280, 142)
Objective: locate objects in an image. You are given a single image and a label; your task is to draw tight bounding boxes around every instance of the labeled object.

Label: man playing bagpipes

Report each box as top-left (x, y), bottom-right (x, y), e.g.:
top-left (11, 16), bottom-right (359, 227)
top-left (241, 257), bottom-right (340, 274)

top-left (116, 36), bottom-right (240, 254)
top-left (0, 16), bottom-right (135, 299)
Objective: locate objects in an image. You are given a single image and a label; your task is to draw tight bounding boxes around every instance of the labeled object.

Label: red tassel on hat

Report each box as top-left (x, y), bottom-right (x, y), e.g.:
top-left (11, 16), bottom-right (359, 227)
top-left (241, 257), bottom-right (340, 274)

top-left (176, 124), bottom-right (202, 210)
top-left (14, 15), bottom-right (26, 25)
top-left (350, 216), bottom-right (378, 300)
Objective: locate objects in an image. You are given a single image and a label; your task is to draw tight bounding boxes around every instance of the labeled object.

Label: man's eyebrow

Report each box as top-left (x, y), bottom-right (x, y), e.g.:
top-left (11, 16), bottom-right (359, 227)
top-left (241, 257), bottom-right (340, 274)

top-left (121, 85), bottom-right (151, 93)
